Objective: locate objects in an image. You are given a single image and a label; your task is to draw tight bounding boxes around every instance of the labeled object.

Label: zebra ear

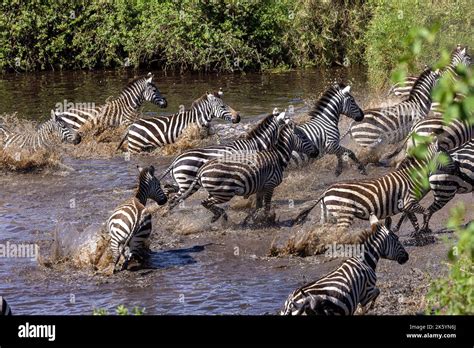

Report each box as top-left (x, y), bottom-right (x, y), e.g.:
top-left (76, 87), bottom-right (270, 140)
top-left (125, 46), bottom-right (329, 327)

top-left (276, 111), bottom-right (286, 121)
top-left (217, 88), bottom-right (224, 97)
top-left (149, 165), bottom-right (155, 176)
top-left (51, 110), bottom-right (57, 121)
top-left (137, 165), bottom-right (143, 173)
top-left (384, 216), bottom-right (392, 230)
top-left (272, 107), bottom-right (279, 116)
top-left (341, 85), bottom-right (351, 95)
top-left (461, 47), bottom-right (466, 55)
top-left (146, 72), bottom-right (153, 84)
top-left (369, 214), bottom-right (379, 226)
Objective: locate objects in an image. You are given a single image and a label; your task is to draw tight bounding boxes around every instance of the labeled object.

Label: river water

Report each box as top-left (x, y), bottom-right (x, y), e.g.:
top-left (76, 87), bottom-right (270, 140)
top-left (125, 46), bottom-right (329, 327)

top-left (0, 68), bottom-right (377, 315)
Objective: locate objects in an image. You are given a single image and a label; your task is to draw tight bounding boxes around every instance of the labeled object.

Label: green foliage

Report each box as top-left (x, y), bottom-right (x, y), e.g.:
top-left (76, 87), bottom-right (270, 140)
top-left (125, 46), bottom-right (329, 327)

top-left (364, 0), bottom-right (474, 87)
top-left (92, 305), bottom-right (145, 316)
top-left (426, 205), bottom-right (474, 314)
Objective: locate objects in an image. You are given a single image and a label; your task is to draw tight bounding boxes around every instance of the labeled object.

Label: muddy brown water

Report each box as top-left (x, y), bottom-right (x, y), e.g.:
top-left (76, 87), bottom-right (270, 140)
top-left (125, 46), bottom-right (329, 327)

top-left (0, 69), bottom-right (472, 315)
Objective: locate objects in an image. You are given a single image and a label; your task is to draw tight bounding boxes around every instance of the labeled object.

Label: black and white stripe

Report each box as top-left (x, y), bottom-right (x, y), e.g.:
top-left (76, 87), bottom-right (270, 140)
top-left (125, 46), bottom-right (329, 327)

top-left (0, 296), bottom-right (12, 315)
top-left (418, 139), bottom-right (474, 232)
top-left (281, 216), bottom-right (408, 315)
top-left (107, 165), bottom-right (167, 272)
top-left (161, 109), bottom-right (288, 206)
top-left (0, 110), bottom-right (81, 151)
top-left (389, 44), bottom-right (471, 97)
top-left (118, 91), bottom-right (241, 154)
top-left (347, 68), bottom-right (440, 148)
top-left (295, 141), bottom-right (453, 233)
top-left (58, 73), bottom-right (167, 131)
top-left (172, 121), bottom-right (318, 222)
top-left (292, 84), bottom-right (366, 176)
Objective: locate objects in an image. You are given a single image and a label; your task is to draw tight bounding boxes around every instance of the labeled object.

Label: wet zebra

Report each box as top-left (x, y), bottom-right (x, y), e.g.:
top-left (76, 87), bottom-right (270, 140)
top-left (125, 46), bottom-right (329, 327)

top-left (173, 121), bottom-right (318, 223)
top-left (107, 165), bottom-right (167, 272)
top-left (57, 72), bottom-right (167, 131)
top-left (117, 90), bottom-right (240, 154)
top-left (413, 139), bottom-right (474, 233)
top-left (0, 296), bottom-right (12, 315)
top-left (281, 215), bottom-right (408, 315)
top-left (346, 68), bottom-right (440, 148)
top-left (292, 84), bottom-right (366, 176)
top-left (295, 141), bottom-right (456, 233)
top-left (389, 44), bottom-right (471, 97)
top-left (161, 109), bottom-right (288, 206)
top-left (0, 110), bottom-right (81, 151)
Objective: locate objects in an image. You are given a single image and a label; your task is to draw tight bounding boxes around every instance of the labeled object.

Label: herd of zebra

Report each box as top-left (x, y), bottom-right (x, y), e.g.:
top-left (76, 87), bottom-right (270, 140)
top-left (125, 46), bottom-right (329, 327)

top-left (1, 44), bottom-right (472, 316)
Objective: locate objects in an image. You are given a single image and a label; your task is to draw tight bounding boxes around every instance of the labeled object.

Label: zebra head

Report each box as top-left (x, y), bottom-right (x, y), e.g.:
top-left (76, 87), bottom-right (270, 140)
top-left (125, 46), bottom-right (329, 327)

top-left (451, 44), bottom-right (472, 69)
top-left (338, 84), bottom-right (364, 122)
top-left (196, 90), bottom-right (240, 124)
top-left (369, 215), bottom-right (409, 265)
top-left (142, 73), bottom-right (168, 108)
top-left (52, 111), bottom-right (82, 145)
top-left (137, 165), bottom-right (168, 206)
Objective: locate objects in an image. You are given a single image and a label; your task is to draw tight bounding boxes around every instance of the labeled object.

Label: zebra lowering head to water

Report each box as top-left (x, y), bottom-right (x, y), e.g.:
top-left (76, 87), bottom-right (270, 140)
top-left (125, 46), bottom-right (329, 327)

top-left (0, 110), bottom-right (81, 152)
top-left (162, 109), bottom-right (289, 207)
top-left (292, 84), bottom-right (366, 176)
top-left (117, 90), bottom-right (240, 154)
top-left (346, 68), bottom-right (441, 148)
top-left (107, 165), bottom-right (168, 272)
top-left (173, 121), bottom-right (318, 224)
top-left (57, 72), bottom-right (167, 131)
top-left (295, 140), bottom-right (457, 235)
top-left (0, 296), bottom-right (12, 315)
top-left (281, 215), bottom-right (408, 315)
top-left (389, 44), bottom-right (471, 98)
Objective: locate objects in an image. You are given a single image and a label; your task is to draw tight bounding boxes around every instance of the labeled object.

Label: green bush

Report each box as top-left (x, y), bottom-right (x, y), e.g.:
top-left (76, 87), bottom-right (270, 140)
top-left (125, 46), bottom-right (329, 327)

top-left (364, 0), bottom-right (474, 87)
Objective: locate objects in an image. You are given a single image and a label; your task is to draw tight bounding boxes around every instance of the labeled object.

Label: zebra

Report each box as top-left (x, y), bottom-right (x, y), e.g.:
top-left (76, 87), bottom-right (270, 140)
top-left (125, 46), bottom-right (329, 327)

top-left (281, 215), bottom-right (409, 315)
top-left (117, 90), bottom-right (240, 154)
top-left (382, 117), bottom-right (474, 167)
top-left (0, 110), bottom-right (81, 152)
top-left (172, 121), bottom-right (318, 223)
top-left (291, 84), bottom-right (366, 176)
top-left (388, 44), bottom-right (471, 97)
top-left (346, 68), bottom-right (441, 148)
top-left (294, 140), bottom-right (457, 234)
top-left (160, 109), bottom-right (289, 206)
top-left (57, 72), bottom-right (167, 131)
top-left (406, 139), bottom-right (474, 233)
top-left (0, 296), bottom-right (12, 315)
top-left (107, 165), bottom-right (168, 272)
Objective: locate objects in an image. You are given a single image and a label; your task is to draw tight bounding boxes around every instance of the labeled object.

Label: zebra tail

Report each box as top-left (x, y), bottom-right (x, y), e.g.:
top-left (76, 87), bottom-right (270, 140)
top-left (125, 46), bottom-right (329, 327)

top-left (116, 129), bottom-right (129, 151)
top-left (339, 120), bottom-right (355, 142)
top-left (170, 176), bottom-right (200, 210)
top-left (158, 164), bottom-right (174, 181)
top-left (379, 130), bottom-right (413, 165)
top-left (292, 194), bottom-right (325, 225)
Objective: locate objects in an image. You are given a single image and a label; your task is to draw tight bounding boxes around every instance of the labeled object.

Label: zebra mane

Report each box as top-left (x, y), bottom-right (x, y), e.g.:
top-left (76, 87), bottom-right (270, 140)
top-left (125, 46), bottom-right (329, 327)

top-left (118, 74), bottom-right (150, 98)
top-left (244, 113), bottom-right (275, 140)
top-left (307, 84), bottom-right (345, 118)
top-left (407, 68), bottom-right (435, 99)
top-left (190, 91), bottom-right (221, 110)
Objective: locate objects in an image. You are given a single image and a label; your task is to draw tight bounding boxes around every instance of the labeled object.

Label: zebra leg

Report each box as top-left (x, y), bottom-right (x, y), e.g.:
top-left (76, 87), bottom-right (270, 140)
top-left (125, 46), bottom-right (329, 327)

top-left (360, 288), bottom-right (380, 315)
top-left (393, 213), bottom-right (408, 233)
top-left (202, 195), bottom-right (230, 223)
top-left (337, 146), bottom-right (366, 175)
top-left (421, 189), bottom-right (457, 234)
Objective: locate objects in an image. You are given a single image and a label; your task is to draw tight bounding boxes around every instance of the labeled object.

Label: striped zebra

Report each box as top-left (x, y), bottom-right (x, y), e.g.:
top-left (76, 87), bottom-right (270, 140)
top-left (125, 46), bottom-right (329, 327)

top-left (117, 90), bottom-right (240, 154)
top-left (0, 296), bottom-right (12, 315)
top-left (294, 141), bottom-right (455, 234)
top-left (161, 109), bottom-right (289, 206)
top-left (172, 121), bottom-right (318, 223)
top-left (281, 215), bottom-right (408, 315)
top-left (410, 139), bottom-right (474, 233)
top-left (57, 72), bottom-right (167, 131)
top-left (389, 44), bottom-right (471, 97)
top-left (0, 110), bottom-right (81, 151)
top-left (346, 68), bottom-right (440, 148)
top-left (107, 165), bottom-right (168, 272)
top-left (292, 84), bottom-right (366, 176)
top-left (382, 117), bottom-right (474, 167)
